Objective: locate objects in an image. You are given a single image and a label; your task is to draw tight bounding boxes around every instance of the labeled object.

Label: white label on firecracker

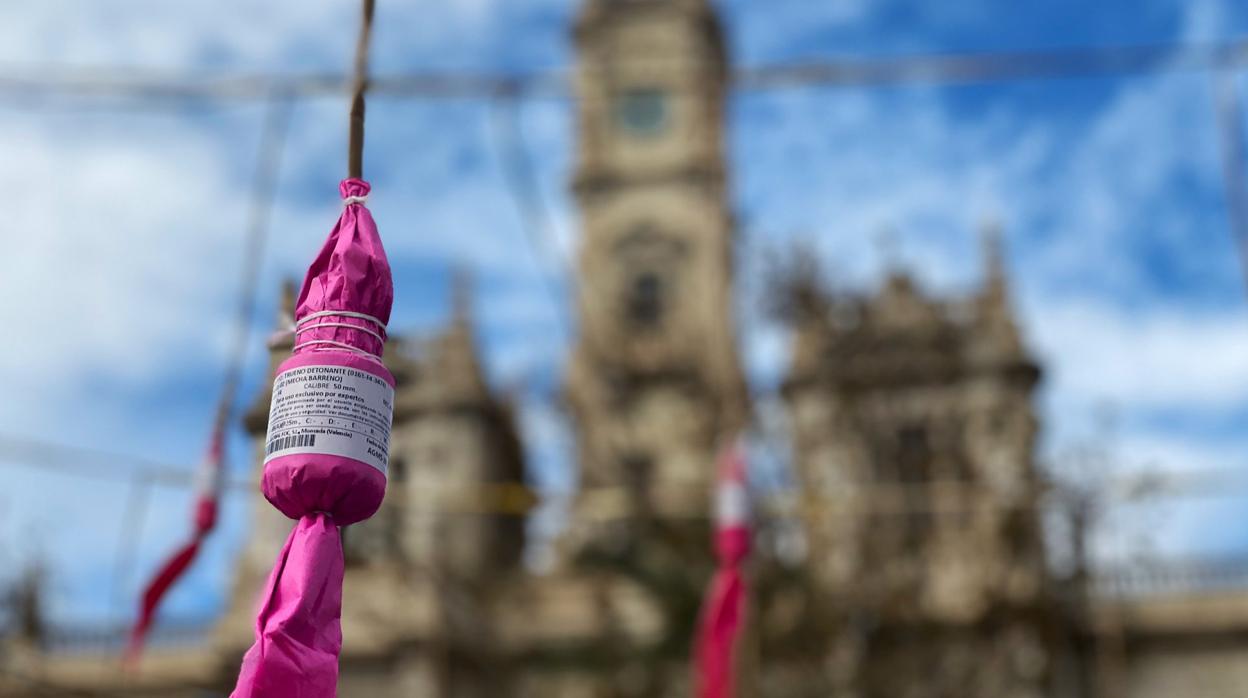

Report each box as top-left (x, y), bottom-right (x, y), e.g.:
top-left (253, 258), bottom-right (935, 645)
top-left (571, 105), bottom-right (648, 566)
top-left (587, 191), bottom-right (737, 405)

top-left (716, 483), bottom-right (749, 527)
top-left (263, 364), bottom-right (394, 475)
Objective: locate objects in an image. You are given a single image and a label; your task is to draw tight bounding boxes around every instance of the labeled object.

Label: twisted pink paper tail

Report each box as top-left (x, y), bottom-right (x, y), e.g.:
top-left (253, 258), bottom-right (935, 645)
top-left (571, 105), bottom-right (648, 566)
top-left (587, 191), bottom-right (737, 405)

top-left (695, 564), bottom-right (747, 698)
top-left (231, 513), bottom-right (343, 698)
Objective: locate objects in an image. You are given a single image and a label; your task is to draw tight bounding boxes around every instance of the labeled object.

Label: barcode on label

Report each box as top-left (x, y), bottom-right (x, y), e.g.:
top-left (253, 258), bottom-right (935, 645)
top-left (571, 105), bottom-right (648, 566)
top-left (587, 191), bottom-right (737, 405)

top-left (266, 434), bottom-right (317, 456)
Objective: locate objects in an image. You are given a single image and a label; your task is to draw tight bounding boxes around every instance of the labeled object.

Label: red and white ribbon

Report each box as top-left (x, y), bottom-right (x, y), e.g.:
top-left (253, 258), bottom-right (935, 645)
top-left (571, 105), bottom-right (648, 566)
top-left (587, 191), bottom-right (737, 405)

top-left (694, 437), bottom-right (751, 698)
top-left (127, 415), bottom-right (226, 665)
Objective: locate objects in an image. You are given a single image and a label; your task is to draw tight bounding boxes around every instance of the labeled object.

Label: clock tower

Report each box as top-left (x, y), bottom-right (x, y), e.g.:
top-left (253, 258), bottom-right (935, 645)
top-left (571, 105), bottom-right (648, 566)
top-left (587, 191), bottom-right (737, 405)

top-left (566, 0), bottom-right (746, 517)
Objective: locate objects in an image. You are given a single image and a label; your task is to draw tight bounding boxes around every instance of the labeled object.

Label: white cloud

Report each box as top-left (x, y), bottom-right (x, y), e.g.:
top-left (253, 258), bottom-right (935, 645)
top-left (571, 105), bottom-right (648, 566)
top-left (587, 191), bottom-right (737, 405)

top-left (0, 114), bottom-right (240, 429)
top-left (0, 0), bottom-right (573, 74)
top-left (1030, 300), bottom-right (1248, 413)
top-left (0, 2), bottom-right (346, 69)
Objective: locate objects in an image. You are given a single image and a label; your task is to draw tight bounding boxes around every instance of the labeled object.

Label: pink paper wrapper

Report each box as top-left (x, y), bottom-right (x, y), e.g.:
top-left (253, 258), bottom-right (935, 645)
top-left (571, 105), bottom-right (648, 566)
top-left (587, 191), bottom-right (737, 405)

top-left (231, 178), bottom-right (393, 698)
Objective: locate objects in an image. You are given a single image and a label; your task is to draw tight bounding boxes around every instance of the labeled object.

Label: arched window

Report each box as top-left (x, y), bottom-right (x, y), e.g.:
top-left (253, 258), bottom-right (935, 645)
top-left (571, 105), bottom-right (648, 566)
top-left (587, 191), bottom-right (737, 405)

top-left (627, 270), bottom-right (664, 327)
top-left (613, 222), bottom-right (685, 331)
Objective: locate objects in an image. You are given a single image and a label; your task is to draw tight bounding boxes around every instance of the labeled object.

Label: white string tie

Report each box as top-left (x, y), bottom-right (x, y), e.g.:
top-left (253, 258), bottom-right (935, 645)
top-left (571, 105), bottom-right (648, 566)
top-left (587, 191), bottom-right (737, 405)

top-left (287, 309), bottom-right (388, 361)
top-left (297, 320), bottom-right (384, 345)
top-left (343, 195), bottom-right (369, 206)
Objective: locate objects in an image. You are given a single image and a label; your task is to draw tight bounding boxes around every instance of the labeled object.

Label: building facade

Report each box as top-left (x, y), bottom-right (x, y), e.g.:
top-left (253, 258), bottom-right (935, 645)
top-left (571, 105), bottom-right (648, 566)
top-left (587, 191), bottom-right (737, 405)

top-left (782, 234), bottom-right (1055, 698)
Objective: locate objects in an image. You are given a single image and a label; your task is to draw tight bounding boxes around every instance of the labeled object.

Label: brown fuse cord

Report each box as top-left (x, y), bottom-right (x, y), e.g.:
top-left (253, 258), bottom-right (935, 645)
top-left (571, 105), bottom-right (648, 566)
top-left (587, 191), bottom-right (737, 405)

top-left (348, 0), bottom-right (376, 179)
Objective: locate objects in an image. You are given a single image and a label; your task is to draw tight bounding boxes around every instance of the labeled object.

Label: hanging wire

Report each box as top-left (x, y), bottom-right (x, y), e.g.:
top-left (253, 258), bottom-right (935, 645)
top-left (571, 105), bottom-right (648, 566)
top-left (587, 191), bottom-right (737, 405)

top-left (0, 434), bottom-right (199, 487)
top-left (734, 40), bottom-right (1248, 90)
top-left (219, 89), bottom-right (295, 421)
top-left (489, 91), bottom-right (572, 340)
top-left (1, 38), bottom-right (1247, 107)
top-left (5, 426), bottom-right (1248, 519)
top-left (110, 475), bottom-right (153, 631)
top-left (1214, 71), bottom-right (1248, 297)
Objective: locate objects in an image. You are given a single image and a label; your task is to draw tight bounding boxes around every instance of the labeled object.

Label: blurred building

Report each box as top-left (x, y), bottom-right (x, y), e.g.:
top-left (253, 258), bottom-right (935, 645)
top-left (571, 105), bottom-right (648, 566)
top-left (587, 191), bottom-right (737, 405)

top-left (8, 1), bottom-right (1248, 697)
top-left (781, 232), bottom-right (1054, 697)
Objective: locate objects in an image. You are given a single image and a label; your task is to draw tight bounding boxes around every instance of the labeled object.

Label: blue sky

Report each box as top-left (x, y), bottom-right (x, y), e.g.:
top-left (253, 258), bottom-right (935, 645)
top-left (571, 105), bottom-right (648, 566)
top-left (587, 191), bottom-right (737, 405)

top-left (2, 0), bottom-right (1248, 630)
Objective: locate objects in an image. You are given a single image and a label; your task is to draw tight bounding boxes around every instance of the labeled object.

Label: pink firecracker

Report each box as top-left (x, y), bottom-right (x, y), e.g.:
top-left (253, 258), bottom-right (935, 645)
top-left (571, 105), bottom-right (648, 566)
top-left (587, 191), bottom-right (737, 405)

top-left (231, 178), bottom-right (394, 698)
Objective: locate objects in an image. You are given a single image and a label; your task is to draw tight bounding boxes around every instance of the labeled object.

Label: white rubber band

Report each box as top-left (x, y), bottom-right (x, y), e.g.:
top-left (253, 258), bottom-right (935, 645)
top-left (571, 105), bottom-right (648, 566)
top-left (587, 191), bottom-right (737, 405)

top-left (343, 195), bottom-right (368, 206)
top-left (274, 310), bottom-right (388, 359)
top-left (292, 339), bottom-right (382, 360)
top-left (295, 321), bottom-right (385, 345)
top-left (296, 310), bottom-right (385, 331)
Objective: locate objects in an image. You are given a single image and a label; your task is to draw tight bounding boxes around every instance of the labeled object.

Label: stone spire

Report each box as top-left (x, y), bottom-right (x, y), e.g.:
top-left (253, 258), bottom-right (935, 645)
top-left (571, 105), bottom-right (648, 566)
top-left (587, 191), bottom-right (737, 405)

top-left (5, 561), bottom-right (46, 647)
top-left (243, 278), bottom-right (298, 435)
top-left (277, 278), bottom-right (297, 334)
top-left (868, 227), bottom-right (940, 331)
top-left (448, 267), bottom-right (473, 344)
top-left (432, 270), bottom-right (489, 403)
top-left (981, 220), bottom-right (1008, 307)
top-left (973, 220), bottom-right (1024, 360)
top-left (876, 225), bottom-right (903, 279)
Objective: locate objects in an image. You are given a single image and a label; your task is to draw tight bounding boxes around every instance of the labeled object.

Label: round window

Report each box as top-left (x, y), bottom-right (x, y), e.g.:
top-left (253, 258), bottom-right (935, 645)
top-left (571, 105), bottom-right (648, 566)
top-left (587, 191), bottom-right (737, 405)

top-left (614, 88), bottom-right (669, 137)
